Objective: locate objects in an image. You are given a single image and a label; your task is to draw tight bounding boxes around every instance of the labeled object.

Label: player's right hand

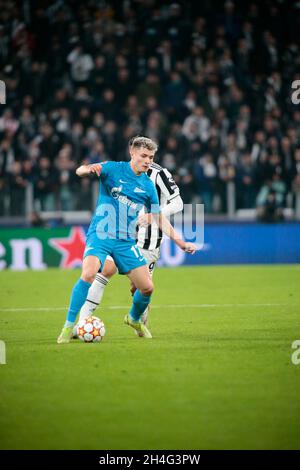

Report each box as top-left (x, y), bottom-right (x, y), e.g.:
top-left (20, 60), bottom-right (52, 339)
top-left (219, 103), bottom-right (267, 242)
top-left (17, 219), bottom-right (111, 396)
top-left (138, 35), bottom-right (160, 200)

top-left (183, 242), bottom-right (197, 254)
top-left (88, 163), bottom-right (102, 177)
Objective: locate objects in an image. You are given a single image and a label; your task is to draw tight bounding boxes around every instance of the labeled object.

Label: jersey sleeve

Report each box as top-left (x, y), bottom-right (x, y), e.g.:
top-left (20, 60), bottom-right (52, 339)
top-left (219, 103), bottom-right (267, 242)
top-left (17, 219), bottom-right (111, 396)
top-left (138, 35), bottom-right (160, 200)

top-left (99, 161), bottom-right (116, 180)
top-left (146, 181), bottom-right (161, 214)
top-left (162, 194), bottom-right (183, 217)
top-left (157, 168), bottom-right (180, 201)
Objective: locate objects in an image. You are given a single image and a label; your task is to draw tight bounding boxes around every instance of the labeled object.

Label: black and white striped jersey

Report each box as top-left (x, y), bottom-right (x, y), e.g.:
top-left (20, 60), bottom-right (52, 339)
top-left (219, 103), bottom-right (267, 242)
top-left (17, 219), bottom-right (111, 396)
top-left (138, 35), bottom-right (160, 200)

top-left (137, 162), bottom-right (180, 250)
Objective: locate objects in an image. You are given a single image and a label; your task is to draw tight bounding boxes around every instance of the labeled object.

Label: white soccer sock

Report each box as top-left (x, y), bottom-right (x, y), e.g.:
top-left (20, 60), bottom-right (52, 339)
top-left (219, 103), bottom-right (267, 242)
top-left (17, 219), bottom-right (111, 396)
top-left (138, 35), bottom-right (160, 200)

top-left (141, 305), bottom-right (150, 324)
top-left (78, 274), bottom-right (109, 322)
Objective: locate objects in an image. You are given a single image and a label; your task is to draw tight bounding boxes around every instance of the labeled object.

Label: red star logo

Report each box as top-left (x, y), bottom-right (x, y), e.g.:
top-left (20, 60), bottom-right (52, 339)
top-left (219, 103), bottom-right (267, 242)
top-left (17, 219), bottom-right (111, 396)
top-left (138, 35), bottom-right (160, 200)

top-left (49, 227), bottom-right (86, 268)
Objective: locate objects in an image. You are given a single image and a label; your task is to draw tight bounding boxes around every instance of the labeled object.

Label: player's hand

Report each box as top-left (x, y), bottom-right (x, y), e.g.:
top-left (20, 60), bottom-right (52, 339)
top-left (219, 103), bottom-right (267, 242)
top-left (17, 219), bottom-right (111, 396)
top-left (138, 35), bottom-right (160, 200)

top-left (88, 163), bottom-right (102, 177)
top-left (138, 213), bottom-right (153, 227)
top-left (183, 242), bottom-right (197, 254)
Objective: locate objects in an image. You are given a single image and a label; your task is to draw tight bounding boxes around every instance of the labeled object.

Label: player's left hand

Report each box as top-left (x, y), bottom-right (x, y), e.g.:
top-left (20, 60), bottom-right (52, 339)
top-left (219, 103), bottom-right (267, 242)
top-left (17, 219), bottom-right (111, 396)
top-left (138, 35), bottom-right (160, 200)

top-left (138, 213), bottom-right (153, 227)
top-left (183, 242), bottom-right (197, 254)
top-left (88, 163), bottom-right (102, 177)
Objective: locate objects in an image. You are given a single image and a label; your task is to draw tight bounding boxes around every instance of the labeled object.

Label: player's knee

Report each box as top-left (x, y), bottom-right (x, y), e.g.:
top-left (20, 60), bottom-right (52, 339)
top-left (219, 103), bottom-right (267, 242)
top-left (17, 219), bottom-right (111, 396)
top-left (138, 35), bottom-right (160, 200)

top-left (81, 269), bottom-right (97, 284)
top-left (102, 261), bottom-right (117, 279)
top-left (140, 281), bottom-right (154, 297)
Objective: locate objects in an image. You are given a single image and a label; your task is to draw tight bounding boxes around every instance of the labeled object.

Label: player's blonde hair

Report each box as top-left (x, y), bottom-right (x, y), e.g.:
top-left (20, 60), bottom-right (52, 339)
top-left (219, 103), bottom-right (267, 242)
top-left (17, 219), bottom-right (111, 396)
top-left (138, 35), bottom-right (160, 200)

top-left (129, 135), bottom-right (158, 152)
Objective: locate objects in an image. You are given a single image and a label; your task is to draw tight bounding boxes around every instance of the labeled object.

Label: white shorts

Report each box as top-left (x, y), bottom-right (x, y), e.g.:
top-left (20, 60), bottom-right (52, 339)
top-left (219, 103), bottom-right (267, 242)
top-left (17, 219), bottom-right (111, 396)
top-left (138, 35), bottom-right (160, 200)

top-left (106, 247), bottom-right (160, 276)
top-left (139, 247), bottom-right (160, 276)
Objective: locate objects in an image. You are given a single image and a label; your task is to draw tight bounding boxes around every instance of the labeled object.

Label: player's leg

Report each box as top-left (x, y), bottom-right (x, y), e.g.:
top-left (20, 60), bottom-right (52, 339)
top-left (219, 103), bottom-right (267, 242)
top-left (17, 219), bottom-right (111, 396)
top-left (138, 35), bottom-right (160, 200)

top-left (140, 264), bottom-right (155, 326)
top-left (136, 247), bottom-right (160, 326)
top-left (57, 255), bottom-right (100, 344)
top-left (113, 241), bottom-right (153, 338)
top-left (71, 257), bottom-right (117, 338)
top-left (124, 264), bottom-right (154, 338)
top-left (129, 262), bottom-right (155, 327)
top-left (78, 257), bottom-right (117, 321)
top-left (127, 265), bottom-right (154, 320)
top-left (140, 251), bottom-right (158, 326)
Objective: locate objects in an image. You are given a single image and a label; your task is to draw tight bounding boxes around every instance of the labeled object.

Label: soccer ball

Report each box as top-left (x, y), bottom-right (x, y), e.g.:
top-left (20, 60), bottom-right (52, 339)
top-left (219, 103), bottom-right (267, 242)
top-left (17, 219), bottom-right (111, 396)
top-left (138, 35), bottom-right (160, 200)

top-left (76, 316), bottom-right (106, 343)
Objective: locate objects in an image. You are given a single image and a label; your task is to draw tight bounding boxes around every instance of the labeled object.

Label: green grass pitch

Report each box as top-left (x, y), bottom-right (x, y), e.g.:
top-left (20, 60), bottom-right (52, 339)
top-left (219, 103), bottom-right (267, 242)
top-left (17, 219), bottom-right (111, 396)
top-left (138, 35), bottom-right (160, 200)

top-left (0, 265), bottom-right (300, 450)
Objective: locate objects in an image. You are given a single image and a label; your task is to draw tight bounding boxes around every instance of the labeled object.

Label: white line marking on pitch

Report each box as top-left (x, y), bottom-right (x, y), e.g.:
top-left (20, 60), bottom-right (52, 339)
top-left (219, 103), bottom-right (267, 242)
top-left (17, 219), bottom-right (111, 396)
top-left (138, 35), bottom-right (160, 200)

top-left (0, 303), bottom-right (295, 312)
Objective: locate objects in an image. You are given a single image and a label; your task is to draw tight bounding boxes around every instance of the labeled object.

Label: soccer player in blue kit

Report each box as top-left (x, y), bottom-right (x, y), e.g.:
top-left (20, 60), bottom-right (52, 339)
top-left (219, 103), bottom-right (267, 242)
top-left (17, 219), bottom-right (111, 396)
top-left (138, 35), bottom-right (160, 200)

top-left (57, 136), bottom-right (196, 343)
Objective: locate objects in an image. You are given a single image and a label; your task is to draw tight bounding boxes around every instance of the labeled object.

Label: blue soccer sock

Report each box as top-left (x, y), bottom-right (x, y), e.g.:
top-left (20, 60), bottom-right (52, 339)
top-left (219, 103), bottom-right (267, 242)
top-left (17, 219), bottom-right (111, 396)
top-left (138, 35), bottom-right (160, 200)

top-left (65, 278), bottom-right (91, 326)
top-left (129, 290), bottom-right (151, 321)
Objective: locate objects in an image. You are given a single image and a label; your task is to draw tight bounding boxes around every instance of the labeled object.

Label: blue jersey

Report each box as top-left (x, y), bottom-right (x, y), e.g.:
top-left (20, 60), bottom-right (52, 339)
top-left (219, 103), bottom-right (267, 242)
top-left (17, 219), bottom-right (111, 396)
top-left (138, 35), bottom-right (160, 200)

top-left (88, 161), bottom-right (160, 241)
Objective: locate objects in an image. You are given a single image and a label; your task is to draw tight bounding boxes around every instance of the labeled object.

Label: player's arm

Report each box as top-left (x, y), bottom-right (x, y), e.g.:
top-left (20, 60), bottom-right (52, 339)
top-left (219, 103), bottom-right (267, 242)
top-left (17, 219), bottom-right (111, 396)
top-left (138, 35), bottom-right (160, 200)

top-left (139, 169), bottom-right (183, 222)
top-left (140, 181), bottom-right (196, 254)
top-left (138, 195), bottom-right (183, 227)
top-left (162, 194), bottom-right (183, 217)
top-left (76, 163), bottom-right (102, 177)
top-left (138, 211), bottom-right (196, 253)
top-left (138, 196), bottom-right (183, 225)
top-left (153, 212), bottom-right (197, 254)
top-left (157, 168), bottom-right (183, 217)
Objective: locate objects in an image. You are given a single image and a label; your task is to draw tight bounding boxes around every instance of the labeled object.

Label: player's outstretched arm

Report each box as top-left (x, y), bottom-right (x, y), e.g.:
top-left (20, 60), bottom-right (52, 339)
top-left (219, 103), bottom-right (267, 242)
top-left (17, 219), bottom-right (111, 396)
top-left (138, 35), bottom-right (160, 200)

top-left (162, 195), bottom-right (184, 217)
top-left (76, 163), bottom-right (102, 177)
top-left (139, 212), bottom-right (197, 254)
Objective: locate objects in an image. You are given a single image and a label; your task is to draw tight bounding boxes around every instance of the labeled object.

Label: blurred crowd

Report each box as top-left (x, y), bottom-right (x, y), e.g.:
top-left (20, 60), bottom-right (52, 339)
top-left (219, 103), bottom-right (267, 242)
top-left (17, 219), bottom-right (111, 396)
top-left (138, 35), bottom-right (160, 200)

top-left (0, 0), bottom-right (300, 218)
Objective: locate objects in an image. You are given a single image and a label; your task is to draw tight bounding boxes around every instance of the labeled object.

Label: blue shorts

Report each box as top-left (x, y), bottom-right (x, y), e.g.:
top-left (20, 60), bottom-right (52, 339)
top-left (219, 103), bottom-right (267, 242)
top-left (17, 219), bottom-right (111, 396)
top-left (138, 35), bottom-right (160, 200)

top-left (83, 233), bottom-right (147, 274)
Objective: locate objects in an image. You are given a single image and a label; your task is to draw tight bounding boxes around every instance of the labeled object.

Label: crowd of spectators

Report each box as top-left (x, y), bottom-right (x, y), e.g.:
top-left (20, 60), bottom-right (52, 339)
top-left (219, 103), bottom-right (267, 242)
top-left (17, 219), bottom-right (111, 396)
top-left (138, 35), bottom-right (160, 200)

top-left (0, 0), bottom-right (299, 218)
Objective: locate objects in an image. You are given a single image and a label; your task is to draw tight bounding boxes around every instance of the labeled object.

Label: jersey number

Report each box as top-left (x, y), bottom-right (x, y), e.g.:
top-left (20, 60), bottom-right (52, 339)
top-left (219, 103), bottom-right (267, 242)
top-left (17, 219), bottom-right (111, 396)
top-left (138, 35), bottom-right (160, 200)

top-left (131, 245), bottom-right (142, 258)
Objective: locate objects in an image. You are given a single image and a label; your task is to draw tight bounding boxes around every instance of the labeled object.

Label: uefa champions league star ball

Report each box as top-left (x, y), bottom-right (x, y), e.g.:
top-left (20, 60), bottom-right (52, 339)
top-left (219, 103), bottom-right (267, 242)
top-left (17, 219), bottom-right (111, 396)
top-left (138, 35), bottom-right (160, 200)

top-left (77, 316), bottom-right (106, 343)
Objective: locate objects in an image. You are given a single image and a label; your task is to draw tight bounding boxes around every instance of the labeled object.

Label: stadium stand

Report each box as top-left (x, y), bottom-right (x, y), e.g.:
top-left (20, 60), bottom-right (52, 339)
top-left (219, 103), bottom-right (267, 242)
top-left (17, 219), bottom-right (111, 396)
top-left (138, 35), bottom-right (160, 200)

top-left (0, 0), bottom-right (299, 220)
